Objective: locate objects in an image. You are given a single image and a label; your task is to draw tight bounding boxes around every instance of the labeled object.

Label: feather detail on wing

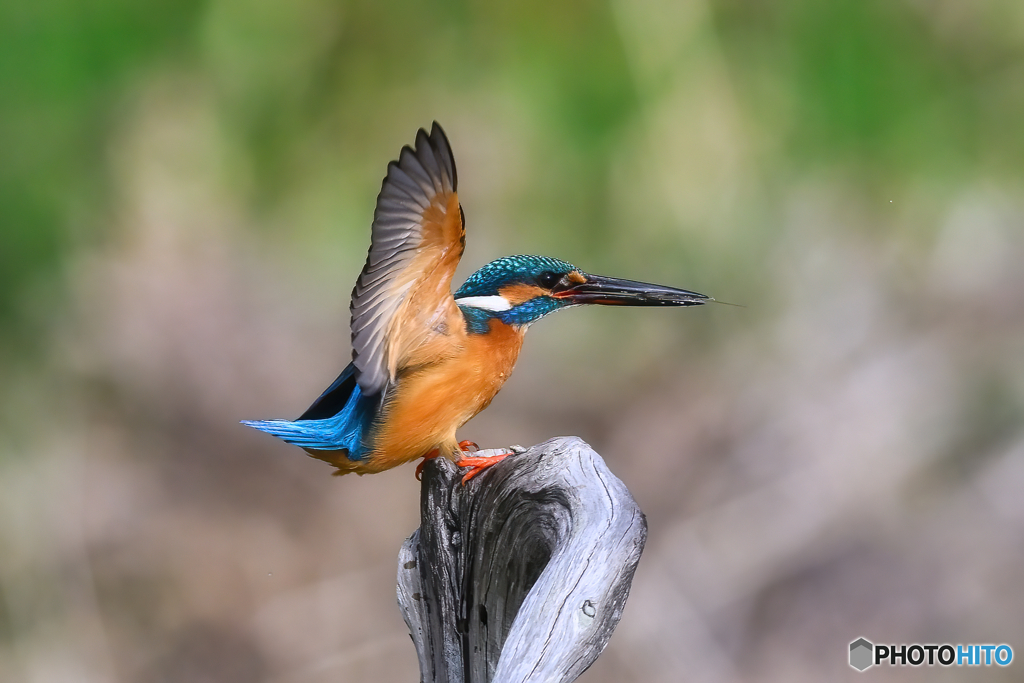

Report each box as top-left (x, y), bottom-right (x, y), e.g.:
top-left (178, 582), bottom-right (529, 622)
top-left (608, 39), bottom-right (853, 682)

top-left (349, 122), bottom-right (466, 396)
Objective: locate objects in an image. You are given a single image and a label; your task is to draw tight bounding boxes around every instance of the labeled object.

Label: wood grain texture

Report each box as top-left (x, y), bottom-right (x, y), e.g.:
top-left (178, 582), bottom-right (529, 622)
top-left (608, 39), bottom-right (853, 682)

top-left (397, 437), bottom-right (647, 683)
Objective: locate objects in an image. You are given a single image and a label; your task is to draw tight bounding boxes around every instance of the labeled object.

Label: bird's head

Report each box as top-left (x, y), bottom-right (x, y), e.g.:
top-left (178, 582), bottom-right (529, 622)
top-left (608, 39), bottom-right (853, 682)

top-left (454, 255), bottom-right (710, 332)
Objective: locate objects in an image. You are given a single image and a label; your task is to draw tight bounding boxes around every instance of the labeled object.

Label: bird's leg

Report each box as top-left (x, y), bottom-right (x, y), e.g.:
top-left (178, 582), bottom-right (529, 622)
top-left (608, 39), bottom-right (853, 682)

top-left (456, 449), bottom-right (513, 484)
top-left (415, 448), bottom-right (440, 481)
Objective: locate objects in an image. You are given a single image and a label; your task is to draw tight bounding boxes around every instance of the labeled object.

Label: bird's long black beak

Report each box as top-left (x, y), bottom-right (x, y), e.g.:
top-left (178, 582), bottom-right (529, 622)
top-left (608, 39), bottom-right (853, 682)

top-left (551, 273), bottom-right (711, 306)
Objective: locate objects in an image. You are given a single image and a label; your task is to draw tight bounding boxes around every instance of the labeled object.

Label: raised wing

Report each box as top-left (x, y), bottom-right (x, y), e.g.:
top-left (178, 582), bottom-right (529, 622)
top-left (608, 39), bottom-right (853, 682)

top-left (349, 122), bottom-right (465, 396)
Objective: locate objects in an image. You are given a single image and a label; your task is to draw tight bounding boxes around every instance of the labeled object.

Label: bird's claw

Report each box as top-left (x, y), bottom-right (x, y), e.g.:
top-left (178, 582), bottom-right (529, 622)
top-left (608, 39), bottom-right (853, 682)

top-left (456, 448), bottom-right (513, 484)
top-left (417, 444), bottom-right (514, 483)
top-left (415, 448), bottom-right (441, 481)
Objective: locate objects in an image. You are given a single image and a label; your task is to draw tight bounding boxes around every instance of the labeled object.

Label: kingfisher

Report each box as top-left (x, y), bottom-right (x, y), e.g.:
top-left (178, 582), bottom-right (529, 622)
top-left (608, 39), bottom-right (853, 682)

top-left (243, 123), bottom-right (710, 482)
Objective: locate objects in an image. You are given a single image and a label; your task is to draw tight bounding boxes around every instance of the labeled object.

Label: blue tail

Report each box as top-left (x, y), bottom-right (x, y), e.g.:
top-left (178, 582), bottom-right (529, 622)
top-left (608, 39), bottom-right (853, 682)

top-left (242, 363), bottom-right (378, 460)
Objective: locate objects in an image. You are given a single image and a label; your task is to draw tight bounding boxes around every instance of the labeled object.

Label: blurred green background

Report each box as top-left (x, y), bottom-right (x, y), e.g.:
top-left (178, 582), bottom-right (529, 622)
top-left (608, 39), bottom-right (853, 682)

top-left (3, 0), bottom-right (1024, 681)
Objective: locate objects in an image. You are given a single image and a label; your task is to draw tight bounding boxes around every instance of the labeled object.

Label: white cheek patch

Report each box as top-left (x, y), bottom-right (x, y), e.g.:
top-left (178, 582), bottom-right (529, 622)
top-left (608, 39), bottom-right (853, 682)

top-left (454, 295), bottom-right (512, 312)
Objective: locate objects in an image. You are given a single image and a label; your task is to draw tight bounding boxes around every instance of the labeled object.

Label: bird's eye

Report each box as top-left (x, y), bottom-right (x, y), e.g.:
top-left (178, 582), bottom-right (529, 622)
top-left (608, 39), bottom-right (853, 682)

top-left (536, 271), bottom-right (562, 289)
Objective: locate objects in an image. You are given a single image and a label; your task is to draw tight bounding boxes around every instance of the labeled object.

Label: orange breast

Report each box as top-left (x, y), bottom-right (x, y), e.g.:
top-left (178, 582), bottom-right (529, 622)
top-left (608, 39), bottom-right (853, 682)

top-left (361, 319), bottom-right (525, 473)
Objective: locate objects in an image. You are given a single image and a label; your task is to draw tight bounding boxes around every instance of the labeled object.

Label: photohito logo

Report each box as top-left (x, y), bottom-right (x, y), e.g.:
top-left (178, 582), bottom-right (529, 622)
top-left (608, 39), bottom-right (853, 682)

top-left (849, 637), bottom-right (1013, 671)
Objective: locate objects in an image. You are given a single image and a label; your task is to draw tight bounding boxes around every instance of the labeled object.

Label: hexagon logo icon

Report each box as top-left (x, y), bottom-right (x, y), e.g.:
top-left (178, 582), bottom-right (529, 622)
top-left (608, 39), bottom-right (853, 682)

top-left (850, 637), bottom-right (874, 671)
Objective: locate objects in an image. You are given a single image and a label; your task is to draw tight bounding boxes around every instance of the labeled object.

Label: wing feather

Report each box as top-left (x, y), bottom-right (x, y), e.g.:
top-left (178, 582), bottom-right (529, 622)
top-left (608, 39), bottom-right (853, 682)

top-left (349, 122), bottom-right (465, 396)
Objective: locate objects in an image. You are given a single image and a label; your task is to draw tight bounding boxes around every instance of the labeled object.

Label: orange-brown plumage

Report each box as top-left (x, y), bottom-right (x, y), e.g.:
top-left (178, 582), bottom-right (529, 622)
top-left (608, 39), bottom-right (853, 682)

top-left (364, 318), bottom-right (525, 473)
top-left (385, 191), bottom-right (465, 381)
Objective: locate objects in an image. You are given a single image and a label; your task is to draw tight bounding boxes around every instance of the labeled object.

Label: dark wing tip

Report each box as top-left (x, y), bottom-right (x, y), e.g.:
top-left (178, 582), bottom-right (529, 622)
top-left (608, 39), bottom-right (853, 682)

top-left (428, 121), bottom-right (457, 191)
top-left (381, 123), bottom-right (457, 198)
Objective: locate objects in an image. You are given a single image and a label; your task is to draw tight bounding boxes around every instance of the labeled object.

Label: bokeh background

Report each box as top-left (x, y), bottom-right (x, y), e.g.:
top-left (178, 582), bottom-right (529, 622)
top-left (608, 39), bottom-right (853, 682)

top-left (3, 0), bottom-right (1024, 681)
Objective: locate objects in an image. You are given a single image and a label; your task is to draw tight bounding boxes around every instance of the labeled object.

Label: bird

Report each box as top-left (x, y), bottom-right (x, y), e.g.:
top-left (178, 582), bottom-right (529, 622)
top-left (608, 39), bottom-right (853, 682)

top-left (243, 122), bottom-right (711, 483)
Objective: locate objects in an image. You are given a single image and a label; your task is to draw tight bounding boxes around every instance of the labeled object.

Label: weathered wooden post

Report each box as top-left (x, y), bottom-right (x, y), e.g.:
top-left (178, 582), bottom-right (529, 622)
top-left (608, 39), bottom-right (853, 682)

top-left (397, 436), bottom-right (647, 683)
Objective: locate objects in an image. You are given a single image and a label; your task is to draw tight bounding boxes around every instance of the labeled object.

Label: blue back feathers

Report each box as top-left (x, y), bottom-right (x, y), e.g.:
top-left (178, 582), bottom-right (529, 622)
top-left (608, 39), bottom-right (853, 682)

top-left (241, 362), bottom-right (377, 460)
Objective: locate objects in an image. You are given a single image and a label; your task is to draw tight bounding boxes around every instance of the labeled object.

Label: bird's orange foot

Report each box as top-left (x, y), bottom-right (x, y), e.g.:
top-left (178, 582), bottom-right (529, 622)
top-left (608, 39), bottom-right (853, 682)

top-left (415, 448), bottom-right (440, 481)
top-left (456, 450), bottom-right (512, 485)
top-left (416, 442), bottom-right (480, 480)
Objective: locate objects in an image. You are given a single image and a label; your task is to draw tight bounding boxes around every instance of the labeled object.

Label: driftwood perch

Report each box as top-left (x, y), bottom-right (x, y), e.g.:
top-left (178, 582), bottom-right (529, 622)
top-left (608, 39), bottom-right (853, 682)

top-left (397, 436), bottom-right (647, 683)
